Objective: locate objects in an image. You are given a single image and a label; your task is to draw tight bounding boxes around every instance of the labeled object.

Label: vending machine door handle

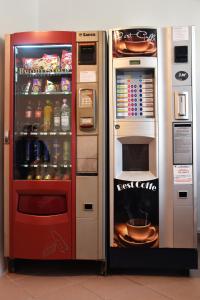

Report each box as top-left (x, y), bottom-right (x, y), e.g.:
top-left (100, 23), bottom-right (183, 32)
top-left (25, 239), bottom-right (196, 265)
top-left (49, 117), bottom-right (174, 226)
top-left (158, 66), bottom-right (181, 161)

top-left (4, 130), bottom-right (10, 144)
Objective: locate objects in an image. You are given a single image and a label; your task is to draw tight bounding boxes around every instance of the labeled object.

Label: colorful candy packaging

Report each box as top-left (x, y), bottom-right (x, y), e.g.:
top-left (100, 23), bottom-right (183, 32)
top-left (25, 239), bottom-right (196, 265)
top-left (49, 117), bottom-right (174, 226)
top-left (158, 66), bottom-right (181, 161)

top-left (32, 79), bottom-right (42, 93)
top-left (61, 77), bottom-right (71, 92)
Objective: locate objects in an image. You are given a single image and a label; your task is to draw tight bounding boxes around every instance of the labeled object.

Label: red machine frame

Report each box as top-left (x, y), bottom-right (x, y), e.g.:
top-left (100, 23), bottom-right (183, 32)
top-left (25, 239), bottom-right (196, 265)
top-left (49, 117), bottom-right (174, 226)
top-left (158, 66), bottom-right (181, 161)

top-left (8, 31), bottom-right (76, 259)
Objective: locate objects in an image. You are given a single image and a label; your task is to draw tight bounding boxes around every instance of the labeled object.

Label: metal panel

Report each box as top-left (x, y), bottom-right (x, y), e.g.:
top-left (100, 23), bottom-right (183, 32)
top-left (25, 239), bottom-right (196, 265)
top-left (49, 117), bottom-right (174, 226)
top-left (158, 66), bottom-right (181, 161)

top-left (4, 35), bottom-right (11, 257)
top-left (76, 176), bottom-right (97, 219)
top-left (76, 219), bottom-right (98, 259)
top-left (114, 120), bottom-right (155, 138)
top-left (174, 205), bottom-right (194, 248)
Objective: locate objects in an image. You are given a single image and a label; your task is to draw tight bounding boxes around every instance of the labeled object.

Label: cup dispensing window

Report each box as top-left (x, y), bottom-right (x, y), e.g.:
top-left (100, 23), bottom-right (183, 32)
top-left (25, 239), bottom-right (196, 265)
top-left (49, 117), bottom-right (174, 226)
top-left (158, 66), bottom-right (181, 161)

top-left (78, 42), bottom-right (96, 65)
top-left (116, 69), bottom-right (154, 118)
top-left (122, 144), bottom-right (149, 171)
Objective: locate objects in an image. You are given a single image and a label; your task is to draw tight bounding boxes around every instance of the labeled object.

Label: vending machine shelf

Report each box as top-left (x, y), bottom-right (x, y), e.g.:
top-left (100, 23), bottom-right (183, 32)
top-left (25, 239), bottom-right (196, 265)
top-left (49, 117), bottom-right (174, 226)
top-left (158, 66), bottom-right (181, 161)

top-left (16, 131), bottom-right (72, 136)
top-left (17, 92), bottom-right (72, 96)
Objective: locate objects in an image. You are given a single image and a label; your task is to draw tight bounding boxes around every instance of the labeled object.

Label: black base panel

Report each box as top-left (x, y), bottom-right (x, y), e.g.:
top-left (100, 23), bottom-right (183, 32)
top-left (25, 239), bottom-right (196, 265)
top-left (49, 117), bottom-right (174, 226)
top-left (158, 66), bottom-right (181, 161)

top-left (7, 259), bottom-right (106, 275)
top-left (109, 248), bottom-right (198, 271)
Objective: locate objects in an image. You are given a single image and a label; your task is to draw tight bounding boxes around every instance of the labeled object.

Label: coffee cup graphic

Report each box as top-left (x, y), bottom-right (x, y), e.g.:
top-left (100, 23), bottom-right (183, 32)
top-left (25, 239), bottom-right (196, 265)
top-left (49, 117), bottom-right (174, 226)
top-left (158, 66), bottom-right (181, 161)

top-left (126, 218), bottom-right (156, 242)
top-left (125, 39), bottom-right (153, 52)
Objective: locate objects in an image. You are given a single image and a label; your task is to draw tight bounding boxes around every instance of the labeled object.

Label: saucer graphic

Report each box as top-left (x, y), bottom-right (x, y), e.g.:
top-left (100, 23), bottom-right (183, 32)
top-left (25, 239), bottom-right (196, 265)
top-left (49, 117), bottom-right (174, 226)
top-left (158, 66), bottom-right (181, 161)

top-left (118, 230), bottom-right (158, 247)
top-left (117, 42), bottom-right (156, 56)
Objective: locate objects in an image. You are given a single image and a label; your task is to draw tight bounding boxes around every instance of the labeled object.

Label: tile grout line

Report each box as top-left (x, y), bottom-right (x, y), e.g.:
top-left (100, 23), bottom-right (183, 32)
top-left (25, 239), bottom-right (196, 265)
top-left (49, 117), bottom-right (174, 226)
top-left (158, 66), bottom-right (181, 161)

top-left (124, 276), bottom-right (175, 300)
top-left (79, 283), bottom-right (111, 300)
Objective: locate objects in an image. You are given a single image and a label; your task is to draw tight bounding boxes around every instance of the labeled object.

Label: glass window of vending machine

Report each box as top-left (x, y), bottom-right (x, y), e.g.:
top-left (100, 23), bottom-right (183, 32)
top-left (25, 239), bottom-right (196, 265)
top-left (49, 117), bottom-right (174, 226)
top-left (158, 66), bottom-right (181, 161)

top-left (14, 44), bottom-right (72, 182)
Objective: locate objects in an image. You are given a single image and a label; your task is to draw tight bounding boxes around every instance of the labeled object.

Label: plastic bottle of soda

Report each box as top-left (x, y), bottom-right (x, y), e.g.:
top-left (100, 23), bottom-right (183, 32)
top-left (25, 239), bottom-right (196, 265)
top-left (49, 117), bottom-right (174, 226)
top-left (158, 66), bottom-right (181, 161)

top-left (53, 100), bottom-right (61, 131)
top-left (63, 141), bottom-right (70, 164)
top-left (52, 139), bottom-right (61, 165)
top-left (24, 100), bottom-right (33, 132)
top-left (61, 99), bottom-right (70, 131)
top-left (33, 100), bottom-right (42, 132)
top-left (43, 100), bottom-right (52, 131)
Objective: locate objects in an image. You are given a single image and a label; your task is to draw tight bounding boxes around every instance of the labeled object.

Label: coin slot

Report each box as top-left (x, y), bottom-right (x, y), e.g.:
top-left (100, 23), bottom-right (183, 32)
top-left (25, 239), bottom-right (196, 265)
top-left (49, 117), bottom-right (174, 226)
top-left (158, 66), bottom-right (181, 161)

top-left (84, 203), bottom-right (93, 210)
top-left (178, 191), bottom-right (188, 198)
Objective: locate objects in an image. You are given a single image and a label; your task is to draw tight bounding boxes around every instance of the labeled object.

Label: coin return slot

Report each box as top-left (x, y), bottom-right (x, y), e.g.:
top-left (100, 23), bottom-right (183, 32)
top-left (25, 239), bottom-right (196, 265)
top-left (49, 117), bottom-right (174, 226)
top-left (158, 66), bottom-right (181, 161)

top-left (178, 191), bottom-right (188, 198)
top-left (84, 203), bottom-right (93, 210)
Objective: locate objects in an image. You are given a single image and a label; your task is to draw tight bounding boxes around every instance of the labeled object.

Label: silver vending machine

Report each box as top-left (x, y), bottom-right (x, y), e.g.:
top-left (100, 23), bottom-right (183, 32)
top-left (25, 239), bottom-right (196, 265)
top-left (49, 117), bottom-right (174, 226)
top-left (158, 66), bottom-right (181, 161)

top-left (108, 26), bottom-right (197, 270)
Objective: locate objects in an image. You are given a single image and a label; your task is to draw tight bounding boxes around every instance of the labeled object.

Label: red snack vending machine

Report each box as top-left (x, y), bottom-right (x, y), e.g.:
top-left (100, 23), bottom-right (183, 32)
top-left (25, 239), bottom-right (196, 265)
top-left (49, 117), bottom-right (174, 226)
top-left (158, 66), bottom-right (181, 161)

top-left (4, 32), bottom-right (76, 264)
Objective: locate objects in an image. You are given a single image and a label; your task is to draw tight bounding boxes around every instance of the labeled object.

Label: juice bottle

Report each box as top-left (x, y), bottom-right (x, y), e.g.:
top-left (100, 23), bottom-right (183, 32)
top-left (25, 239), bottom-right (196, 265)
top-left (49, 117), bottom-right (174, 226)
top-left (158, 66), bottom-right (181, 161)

top-left (24, 100), bottom-right (33, 132)
top-left (43, 100), bottom-right (52, 131)
top-left (63, 141), bottom-right (70, 164)
top-left (53, 100), bottom-right (61, 131)
top-left (33, 100), bottom-right (42, 132)
top-left (61, 98), bottom-right (70, 131)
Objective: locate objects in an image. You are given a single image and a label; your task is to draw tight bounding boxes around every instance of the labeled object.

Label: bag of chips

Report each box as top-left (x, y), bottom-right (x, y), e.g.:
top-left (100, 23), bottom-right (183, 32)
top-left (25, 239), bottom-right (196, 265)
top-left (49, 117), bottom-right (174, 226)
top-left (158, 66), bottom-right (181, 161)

top-left (42, 54), bottom-right (60, 72)
top-left (45, 80), bottom-right (57, 93)
top-left (61, 50), bottom-right (72, 71)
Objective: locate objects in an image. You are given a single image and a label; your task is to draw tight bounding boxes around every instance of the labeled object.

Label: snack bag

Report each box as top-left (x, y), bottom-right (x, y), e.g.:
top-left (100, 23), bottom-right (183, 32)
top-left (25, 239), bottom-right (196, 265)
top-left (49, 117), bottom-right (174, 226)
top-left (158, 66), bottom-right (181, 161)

top-left (22, 58), bottom-right (45, 71)
top-left (32, 79), bottom-right (42, 93)
top-left (61, 77), bottom-right (71, 92)
top-left (61, 50), bottom-right (72, 71)
top-left (32, 58), bottom-right (45, 70)
top-left (45, 80), bottom-right (57, 93)
top-left (42, 54), bottom-right (60, 72)
top-left (22, 58), bottom-right (36, 70)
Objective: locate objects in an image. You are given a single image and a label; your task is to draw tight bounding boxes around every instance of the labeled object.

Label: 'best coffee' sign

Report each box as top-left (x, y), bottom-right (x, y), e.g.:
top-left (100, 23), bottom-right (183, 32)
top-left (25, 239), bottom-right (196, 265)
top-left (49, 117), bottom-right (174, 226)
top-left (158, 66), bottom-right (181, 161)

top-left (117, 181), bottom-right (157, 192)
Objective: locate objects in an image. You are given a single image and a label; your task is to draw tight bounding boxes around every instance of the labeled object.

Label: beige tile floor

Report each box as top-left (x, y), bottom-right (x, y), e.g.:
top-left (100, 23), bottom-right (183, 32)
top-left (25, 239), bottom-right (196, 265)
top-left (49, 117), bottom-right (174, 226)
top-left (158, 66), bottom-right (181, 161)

top-left (1, 235), bottom-right (200, 300)
top-left (0, 262), bottom-right (199, 300)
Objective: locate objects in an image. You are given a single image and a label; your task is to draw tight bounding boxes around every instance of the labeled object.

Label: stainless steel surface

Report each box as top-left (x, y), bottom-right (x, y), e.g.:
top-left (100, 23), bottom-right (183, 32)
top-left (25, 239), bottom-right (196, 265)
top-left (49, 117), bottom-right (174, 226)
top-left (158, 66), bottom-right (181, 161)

top-left (76, 31), bottom-right (106, 260)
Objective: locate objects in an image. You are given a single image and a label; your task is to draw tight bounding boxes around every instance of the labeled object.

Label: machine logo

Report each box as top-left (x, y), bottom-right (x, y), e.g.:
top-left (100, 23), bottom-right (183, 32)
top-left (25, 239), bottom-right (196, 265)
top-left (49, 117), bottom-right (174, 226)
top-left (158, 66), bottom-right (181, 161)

top-left (79, 32), bottom-right (96, 37)
top-left (175, 71), bottom-right (188, 81)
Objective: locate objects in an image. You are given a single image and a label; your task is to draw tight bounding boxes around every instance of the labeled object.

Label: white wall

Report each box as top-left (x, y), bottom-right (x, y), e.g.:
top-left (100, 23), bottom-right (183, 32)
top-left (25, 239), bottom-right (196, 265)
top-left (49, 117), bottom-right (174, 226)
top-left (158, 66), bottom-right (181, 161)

top-left (38, 0), bottom-right (200, 30)
top-left (0, 0), bottom-right (38, 274)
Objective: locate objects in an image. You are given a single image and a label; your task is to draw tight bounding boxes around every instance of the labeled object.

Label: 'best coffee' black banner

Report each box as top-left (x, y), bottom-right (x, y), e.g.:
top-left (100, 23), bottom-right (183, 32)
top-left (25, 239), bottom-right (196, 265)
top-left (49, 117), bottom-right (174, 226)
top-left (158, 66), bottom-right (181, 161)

top-left (113, 178), bottom-right (159, 248)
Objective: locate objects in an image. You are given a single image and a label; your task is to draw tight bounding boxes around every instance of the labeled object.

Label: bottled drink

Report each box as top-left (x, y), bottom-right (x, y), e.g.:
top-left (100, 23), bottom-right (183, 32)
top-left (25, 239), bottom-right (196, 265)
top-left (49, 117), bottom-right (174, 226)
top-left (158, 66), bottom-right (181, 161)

top-left (27, 168), bottom-right (34, 180)
top-left (25, 140), bottom-right (32, 163)
top-left (54, 167), bottom-right (61, 180)
top-left (44, 167), bottom-right (52, 180)
top-left (63, 168), bottom-right (71, 180)
top-left (52, 139), bottom-right (61, 165)
top-left (63, 141), bottom-right (70, 164)
top-left (43, 100), bottom-right (52, 131)
top-left (35, 167), bottom-right (42, 180)
top-left (61, 98), bottom-right (70, 131)
top-left (33, 140), bottom-right (41, 163)
top-left (43, 141), bottom-right (50, 163)
top-left (53, 100), bottom-right (61, 131)
top-left (33, 101), bottom-right (42, 132)
top-left (24, 100), bottom-right (33, 132)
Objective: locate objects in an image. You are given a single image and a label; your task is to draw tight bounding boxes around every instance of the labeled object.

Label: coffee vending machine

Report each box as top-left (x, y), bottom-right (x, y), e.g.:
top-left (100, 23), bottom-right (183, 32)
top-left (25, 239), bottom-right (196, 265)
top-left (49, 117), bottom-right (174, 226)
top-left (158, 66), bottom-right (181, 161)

top-left (109, 27), bottom-right (198, 270)
top-left (76, 31), bottom-right (106, 264)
